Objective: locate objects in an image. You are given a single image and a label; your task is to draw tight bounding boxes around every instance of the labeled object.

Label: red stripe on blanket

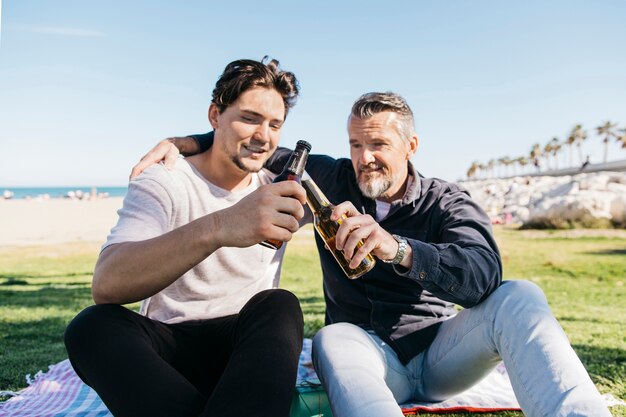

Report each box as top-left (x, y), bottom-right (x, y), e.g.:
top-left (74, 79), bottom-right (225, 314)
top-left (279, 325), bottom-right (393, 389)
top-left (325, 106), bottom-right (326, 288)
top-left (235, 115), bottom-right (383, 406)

top-left (402, 405), bottom-right (521, 414)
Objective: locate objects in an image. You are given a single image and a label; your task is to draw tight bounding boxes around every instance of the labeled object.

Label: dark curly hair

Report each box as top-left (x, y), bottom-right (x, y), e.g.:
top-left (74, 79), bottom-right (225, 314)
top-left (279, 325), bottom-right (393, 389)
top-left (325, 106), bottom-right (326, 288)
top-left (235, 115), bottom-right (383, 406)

top-left (212, 56), bottom-right (300, 118)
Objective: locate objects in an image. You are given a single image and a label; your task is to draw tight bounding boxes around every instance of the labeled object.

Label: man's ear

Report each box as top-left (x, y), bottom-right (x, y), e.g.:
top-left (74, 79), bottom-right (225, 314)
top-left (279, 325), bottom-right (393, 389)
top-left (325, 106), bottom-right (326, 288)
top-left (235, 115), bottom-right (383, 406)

top-left (208, 104), bottom-right (220, 129)
top-left (407, 134), bottom-right (419, 159)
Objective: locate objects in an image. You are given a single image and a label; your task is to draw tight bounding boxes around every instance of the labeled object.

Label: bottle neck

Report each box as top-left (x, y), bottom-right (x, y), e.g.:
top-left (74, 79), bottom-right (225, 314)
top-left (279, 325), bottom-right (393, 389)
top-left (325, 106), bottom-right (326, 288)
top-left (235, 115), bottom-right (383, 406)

top-left (283, 146), bottom-right (309, 177)
top-left (302, 179), bottom-right (331, 213)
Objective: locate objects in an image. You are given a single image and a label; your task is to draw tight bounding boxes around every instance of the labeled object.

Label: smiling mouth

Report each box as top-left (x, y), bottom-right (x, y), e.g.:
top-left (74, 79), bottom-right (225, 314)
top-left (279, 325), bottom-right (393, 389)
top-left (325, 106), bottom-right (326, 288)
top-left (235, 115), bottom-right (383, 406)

top-left (243, 144), bottom-right (268, 154)
top-left (359, 164), bottom-right (385, 174)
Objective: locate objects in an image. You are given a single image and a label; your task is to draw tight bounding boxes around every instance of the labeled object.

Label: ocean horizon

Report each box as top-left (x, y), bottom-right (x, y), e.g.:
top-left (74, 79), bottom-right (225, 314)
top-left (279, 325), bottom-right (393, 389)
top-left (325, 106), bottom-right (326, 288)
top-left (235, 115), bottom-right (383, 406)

top-left (1, 186), bottom-right (128, 199)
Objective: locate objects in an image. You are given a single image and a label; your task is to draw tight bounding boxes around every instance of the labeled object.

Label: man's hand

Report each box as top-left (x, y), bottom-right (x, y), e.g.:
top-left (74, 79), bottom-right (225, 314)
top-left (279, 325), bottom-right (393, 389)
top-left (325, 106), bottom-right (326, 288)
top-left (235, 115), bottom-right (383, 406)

top-left (92, 181), bottom-right (307, 305)
top-left (332, 201), bottom-right (412, 269)
top-left (212, 181), bottom-right (307, 248)
top-left (130, 137), bottom-right (198, 179)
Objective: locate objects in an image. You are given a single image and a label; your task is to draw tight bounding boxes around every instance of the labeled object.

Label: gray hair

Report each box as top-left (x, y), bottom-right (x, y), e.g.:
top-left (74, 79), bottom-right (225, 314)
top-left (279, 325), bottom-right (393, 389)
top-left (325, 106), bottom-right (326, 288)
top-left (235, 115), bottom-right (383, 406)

top-left (350, 92), bottom-right (415, 140)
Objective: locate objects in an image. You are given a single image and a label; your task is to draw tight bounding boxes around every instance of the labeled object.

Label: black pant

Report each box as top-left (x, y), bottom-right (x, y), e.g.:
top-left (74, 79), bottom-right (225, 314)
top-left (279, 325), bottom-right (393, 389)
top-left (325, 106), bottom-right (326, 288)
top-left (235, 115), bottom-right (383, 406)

top-left (64, 289), bottom-right (304, 417)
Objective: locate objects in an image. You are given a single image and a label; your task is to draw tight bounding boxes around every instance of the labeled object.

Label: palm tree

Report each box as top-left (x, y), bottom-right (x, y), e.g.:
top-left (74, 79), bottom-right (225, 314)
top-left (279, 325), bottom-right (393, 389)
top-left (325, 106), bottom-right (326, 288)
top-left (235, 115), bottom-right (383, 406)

top-left (565, 132), bottom-right (576, 167)
top-left (487, 159), bottom-right (496, 178)
top-left (505, 157), bottom-right (516, 177)
top-left (530, 144), bottom-right (542, 172)
top-left (510, 156), bottom-right (520, 176)
top-left (569, 124), bottom-right (587, 165)
top-left (549, 137), bottom-right (561, 170)
top-left (466, 161), bottom-right (480, 179)
top-left (501, 156), bottom-right (514, 177)
top-left (596, 121), bottom-right (618, 163)
top-left (497, 157), bottom-right (508, 177)
top-left (517, 156), bottom-right (529, 175)
top-left (478, 163), bottom-right (487, 179)
top-left (617, 128), bottom-right (626, 154)
top-left (543, 142), bottom-right (553, 171)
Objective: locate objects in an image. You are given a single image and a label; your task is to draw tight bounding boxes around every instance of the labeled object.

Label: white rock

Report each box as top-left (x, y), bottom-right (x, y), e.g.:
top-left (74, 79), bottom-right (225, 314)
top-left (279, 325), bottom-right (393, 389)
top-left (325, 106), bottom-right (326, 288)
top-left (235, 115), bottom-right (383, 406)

top-left (460, 171), bottom-right (626, 228)
top-left (610, 194), bottom-right (626, 224)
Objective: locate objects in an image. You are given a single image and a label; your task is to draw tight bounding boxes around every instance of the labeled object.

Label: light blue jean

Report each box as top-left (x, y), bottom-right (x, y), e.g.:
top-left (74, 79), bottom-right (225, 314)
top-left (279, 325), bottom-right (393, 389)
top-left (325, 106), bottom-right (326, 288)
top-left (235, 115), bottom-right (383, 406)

top-left (312, 280), bottom-right (610, 417)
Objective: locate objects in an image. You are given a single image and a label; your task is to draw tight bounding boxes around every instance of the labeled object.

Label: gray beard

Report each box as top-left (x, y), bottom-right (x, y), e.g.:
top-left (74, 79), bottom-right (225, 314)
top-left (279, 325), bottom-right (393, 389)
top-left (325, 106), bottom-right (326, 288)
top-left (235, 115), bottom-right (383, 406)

top-left (358, 177), bottom-right (392, 200)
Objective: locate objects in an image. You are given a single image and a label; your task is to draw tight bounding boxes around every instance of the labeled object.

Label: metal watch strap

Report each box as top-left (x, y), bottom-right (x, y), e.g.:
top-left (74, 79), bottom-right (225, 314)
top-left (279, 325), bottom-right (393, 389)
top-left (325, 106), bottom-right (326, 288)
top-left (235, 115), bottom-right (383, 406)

top-left (382, 234), bottom-right (407, 264)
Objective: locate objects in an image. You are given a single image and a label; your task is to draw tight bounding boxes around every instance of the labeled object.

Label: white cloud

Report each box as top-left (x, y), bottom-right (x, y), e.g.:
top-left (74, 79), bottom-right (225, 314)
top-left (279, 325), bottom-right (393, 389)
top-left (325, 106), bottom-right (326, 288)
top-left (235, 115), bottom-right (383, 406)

top-left (13, 25), bottom-right (105, 38)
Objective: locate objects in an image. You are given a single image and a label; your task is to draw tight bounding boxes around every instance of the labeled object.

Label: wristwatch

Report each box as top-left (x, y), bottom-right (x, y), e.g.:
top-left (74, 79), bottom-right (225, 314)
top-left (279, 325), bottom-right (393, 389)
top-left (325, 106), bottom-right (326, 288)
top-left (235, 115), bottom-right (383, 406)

top-left (382, 234), bottom-right (408, 265)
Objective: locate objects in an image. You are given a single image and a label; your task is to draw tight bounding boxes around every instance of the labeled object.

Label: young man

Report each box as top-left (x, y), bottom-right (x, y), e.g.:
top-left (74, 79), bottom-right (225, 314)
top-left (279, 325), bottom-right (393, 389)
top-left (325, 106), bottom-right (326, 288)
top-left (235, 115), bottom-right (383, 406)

top-left (135, 92), bottom-right (610, 417)
top-left (64, 58), bottom-right (306, 417)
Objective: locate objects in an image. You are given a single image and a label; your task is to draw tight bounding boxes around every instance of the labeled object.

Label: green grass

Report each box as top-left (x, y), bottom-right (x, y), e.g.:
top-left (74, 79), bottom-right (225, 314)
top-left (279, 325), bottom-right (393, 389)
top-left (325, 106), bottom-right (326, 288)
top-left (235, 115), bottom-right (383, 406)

top-left (1, 226), bottom-right (625, 416)
top-left (0, 243), bottom-right (141, 394)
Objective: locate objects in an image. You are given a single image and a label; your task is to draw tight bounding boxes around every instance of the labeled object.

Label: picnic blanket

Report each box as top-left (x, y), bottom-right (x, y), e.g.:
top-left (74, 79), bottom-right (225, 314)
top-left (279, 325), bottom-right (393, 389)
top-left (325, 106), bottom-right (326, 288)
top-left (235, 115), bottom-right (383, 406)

top-left (1, 339), bottom-right (623, 416)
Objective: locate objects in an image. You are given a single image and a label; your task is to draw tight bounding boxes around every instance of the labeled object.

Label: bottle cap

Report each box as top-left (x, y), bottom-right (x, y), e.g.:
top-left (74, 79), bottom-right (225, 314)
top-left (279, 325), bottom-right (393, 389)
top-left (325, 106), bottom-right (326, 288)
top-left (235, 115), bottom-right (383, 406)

top-left (296, 140), bottom-right (312, 152)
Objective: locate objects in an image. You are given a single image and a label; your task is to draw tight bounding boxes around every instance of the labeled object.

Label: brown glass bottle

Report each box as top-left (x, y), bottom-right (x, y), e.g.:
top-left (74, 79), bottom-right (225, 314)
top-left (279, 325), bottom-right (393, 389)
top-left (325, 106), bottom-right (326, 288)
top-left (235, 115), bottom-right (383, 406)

top-left (260, 140), bottom-right (312, 250)
top-left (302, 178), bottom-right (376, 279)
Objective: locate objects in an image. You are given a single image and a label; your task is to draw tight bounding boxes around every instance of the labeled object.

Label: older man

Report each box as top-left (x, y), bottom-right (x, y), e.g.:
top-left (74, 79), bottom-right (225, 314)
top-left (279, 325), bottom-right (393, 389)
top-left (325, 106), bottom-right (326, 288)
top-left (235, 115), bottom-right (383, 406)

top-left (135, 92), bottom-right (609, 417)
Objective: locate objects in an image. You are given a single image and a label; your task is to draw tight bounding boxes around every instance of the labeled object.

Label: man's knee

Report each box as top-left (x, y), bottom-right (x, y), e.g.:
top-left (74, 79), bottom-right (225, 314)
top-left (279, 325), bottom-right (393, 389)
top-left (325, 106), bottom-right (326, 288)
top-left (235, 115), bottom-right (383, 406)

top-left (313, 323), bottom-right (360, 348)
top-left (491, 280), bottom-right (548, 309)
top-left (245, 289), bottom-right (302, 318)
top-left (312, 323), bottom-right (372, 363)
top-left (64, 304), bottom-right (129, 354)
top-left (313, 323), bottom-right (390, 386)
top-left (241, 289), bottom-right (304, 340)
top-left (484, 280), bottom-right (555, 330)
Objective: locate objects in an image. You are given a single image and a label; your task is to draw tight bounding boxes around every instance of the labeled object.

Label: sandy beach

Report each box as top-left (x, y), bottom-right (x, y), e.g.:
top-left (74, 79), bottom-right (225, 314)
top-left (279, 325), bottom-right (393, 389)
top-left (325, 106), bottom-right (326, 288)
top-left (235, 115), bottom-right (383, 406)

top-left (2, 195), bottom-right (623, 248)
top-left (0, 198), bottom-right (124, 247)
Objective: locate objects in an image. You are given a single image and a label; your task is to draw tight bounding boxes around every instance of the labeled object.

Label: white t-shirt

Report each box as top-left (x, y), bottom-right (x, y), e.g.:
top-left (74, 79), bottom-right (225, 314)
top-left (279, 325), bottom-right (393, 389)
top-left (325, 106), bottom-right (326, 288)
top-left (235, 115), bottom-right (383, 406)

top-left (103, 159), bottom-right (285, 323)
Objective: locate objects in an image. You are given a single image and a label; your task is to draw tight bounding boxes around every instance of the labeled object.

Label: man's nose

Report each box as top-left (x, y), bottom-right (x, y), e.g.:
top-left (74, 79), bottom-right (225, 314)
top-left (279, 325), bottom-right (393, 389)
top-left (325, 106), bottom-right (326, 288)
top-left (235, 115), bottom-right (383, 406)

top-left (360, 148), bottom-right (376, 165)
top-left (253, 122), bottom-right (271, 142)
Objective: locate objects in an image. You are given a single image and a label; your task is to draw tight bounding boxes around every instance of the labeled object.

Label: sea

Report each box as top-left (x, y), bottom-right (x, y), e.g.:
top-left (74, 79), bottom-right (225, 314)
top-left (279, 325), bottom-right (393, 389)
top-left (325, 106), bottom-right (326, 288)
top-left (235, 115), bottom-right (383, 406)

top-left (1, 186), bottom-right (128, 199)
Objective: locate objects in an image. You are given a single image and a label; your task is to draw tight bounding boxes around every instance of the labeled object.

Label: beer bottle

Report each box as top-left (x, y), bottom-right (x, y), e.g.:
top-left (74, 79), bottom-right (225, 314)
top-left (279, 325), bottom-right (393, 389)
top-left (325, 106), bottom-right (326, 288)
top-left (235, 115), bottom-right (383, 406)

top-left (302, 178), bottom-right (376, 279)
top-left (260, 140), bottom-right (312, 250)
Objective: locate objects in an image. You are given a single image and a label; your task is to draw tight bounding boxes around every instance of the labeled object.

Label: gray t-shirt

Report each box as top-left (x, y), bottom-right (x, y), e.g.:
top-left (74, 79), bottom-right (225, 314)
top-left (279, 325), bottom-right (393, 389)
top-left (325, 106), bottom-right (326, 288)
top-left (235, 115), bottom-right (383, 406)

top-left (104, 159), bottom-right (285, 323)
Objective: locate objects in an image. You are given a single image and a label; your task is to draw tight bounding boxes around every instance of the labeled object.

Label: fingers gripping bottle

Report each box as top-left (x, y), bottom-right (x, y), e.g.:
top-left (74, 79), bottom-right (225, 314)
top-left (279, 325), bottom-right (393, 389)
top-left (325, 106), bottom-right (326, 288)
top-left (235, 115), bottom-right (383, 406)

top-left (260, 140), bottom-right (312, 250)
top-left (302, 178), bottom-right (376, 279)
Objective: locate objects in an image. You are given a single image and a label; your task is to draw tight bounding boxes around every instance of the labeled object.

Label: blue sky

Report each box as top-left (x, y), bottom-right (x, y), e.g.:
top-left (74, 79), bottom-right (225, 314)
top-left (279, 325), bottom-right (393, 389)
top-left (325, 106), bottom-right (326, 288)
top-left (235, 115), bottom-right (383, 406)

top-left (1, 0), bottom-right (625, 186)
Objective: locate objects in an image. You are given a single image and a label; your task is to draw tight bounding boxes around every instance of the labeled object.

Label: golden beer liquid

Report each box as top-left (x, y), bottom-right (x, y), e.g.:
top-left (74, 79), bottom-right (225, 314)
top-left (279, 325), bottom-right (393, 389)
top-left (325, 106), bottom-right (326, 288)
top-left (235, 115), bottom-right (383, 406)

top-left (303, 179), bottom-right (376, 279)
top-left (314, 210), bottom-right (376, 279)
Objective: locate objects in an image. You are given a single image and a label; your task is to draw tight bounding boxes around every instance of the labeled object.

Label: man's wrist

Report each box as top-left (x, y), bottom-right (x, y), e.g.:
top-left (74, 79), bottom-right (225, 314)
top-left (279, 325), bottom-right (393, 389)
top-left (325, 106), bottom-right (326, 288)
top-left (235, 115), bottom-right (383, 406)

top-left (398, 240), bottom-right (413, 270)
top-left (167, 137), bottom-right (181, 154)
top-left (382, 234), bottom-right (408, 265)
top-left (168, 136), bottom-right (200, 157)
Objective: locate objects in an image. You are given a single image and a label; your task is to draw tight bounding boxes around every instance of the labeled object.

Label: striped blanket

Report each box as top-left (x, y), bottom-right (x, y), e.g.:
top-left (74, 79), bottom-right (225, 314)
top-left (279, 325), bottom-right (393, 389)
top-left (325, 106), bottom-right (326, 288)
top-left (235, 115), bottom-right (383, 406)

top-left (0, 361), bottom-right (110, 417)
top-left (1, 338), bottom-right (523, 416)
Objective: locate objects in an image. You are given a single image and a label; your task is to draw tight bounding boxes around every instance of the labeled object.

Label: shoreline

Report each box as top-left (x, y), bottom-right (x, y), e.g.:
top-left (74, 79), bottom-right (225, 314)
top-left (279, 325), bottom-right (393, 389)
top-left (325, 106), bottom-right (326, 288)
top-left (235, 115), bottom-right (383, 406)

top-left (2, 186), bottom-right (127, 201)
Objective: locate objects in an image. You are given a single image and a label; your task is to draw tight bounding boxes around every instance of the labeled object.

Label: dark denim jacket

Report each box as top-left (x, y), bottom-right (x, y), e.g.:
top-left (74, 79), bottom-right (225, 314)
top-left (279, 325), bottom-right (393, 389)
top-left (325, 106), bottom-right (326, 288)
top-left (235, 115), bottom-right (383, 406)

top-left (194, 133), bottom-right (502, 363)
